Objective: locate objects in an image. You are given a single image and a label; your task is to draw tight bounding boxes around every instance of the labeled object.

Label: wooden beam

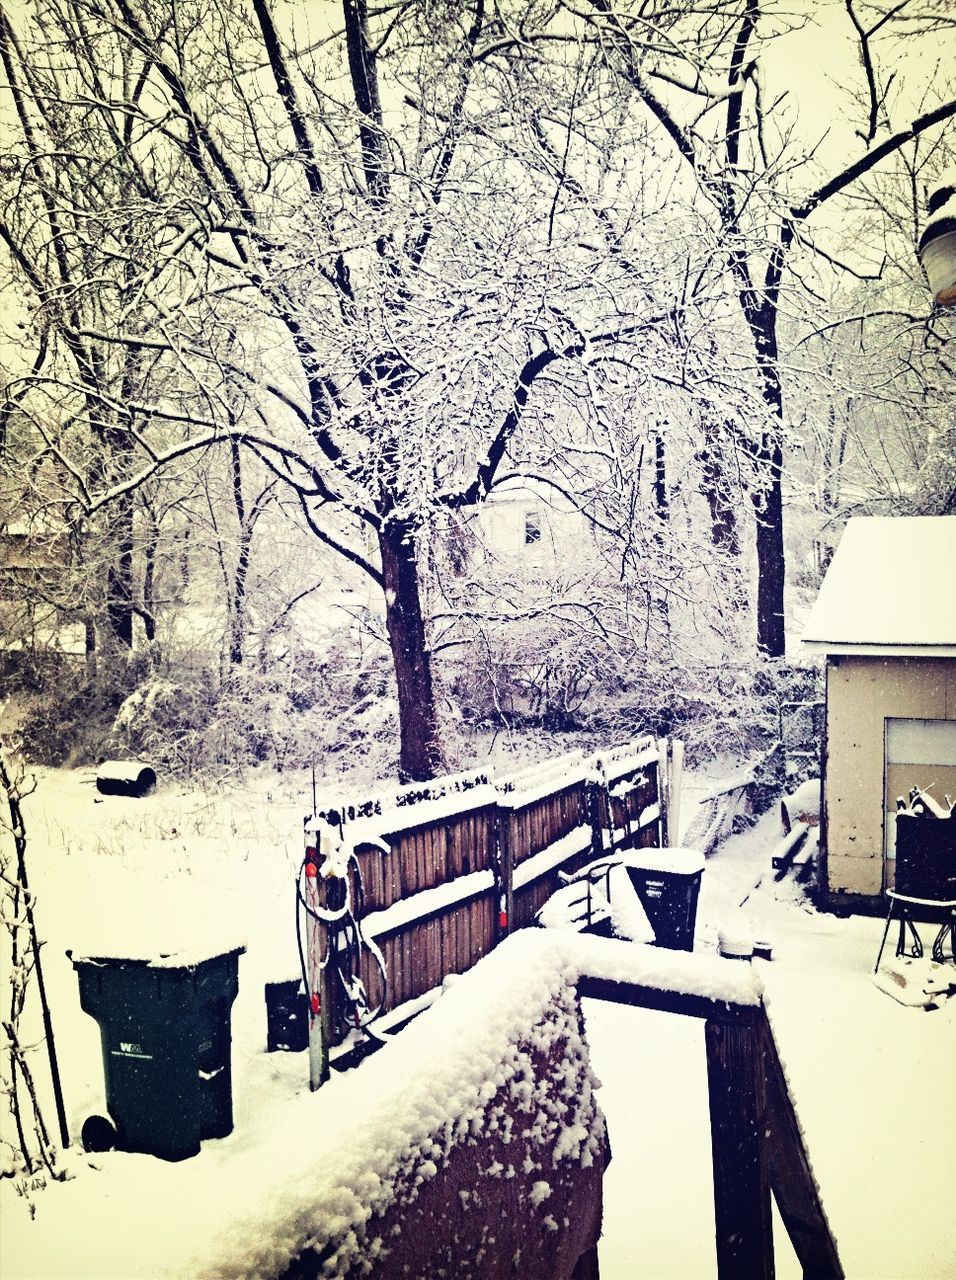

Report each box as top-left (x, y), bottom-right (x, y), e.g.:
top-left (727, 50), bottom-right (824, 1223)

top-left (578, 975), bottom-right (759, 1026)
top-left (759, 1012), bottom-right (844, 1278)
top-left (705, 1018), bottom-right (775, 1280)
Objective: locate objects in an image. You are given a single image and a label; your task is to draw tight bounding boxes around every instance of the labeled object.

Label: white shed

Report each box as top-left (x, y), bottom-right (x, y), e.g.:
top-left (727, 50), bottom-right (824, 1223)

top-left (802, 516), bottom-right (956, 910)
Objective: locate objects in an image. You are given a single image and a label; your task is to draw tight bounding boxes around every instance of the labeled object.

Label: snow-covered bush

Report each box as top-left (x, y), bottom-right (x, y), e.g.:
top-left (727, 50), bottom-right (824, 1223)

top-left (11, 649), bottom-right (153, 768)
top-left (446, 618), bottom-right (821, 789)
top-left (108, 636), bottom-right (401, 780)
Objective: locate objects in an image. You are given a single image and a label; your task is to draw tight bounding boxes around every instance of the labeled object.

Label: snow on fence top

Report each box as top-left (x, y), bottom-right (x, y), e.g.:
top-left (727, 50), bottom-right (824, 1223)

top-left (308, 739), bottom-right (663, 844)
top-left (594, 737), bottom-right (659, 775)
top-left (496, 748), bottom-right (589, 806)
top-left (309, 765), bottom-right (497, 839)
top-left (492, 740), bottom-right (657, 813)
top-left (497, 748), bottom-right (587, 788)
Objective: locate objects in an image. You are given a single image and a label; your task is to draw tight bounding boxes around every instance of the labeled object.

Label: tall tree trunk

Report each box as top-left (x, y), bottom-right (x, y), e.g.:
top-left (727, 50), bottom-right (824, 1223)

top-left (105, 494), bottom-right (134, 649)
top-left (379, 518), bottom-right (443, 782)
top-left (698, 418), bottom-right (740, 555)
top-left (751, 311), bottom-right (786, 658)
top-left (752, 446), bottom-right (785, 657)
top-left (229, 441), bottom-right (249, 667)
top-left (141, 509), bottom-right (158, 645)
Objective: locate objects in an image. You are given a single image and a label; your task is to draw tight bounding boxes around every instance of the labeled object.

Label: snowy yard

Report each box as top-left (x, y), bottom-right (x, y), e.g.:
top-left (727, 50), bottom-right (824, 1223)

top-left (1, 766), bottom-right (954, 1279)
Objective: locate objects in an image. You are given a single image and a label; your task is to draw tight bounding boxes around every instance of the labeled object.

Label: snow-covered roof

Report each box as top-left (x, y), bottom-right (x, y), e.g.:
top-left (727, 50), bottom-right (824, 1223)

top-left (801, 516), bottom-right (956, 656)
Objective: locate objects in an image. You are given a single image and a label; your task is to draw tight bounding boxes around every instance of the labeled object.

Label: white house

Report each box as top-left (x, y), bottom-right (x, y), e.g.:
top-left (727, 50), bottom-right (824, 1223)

top-left (474, 477), bottom-right (595, 571)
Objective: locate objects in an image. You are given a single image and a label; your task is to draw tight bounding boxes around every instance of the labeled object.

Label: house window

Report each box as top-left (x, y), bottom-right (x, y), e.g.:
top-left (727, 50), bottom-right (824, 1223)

top-left (524, 509), bottom-right (541, 546)
top-left (884, 717), bottom-right (956, 865)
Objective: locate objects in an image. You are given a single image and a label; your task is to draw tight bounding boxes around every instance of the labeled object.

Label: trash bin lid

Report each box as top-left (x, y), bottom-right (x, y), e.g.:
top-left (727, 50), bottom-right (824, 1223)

top-left (68, 941), bottom-right (246, 971)
top-left (620, 846), bottom-right (705, 876)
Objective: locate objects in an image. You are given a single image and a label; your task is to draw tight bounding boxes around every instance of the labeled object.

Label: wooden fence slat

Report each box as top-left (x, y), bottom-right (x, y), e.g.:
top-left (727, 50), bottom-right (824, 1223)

top-left (388, 834), bottom-right (402, 907)
top-left (435, 821), bottom-right (449, 885)
top-left (430, 916), bottom-right (442, 989)
top-left (414, 828), bottom-right (426, 894)
top-left (419, 827), bottom-right (430, 893)
top-left (464, 811), bottom-right (475, 876)
top-left (401, 928), bottom-right (412, 1004)
top-left (447, 815), bottom-right (461, 880)
top-left (463, 890), bottom-right (473, 971)
top-left (450, 898), bottom-right (461, 974)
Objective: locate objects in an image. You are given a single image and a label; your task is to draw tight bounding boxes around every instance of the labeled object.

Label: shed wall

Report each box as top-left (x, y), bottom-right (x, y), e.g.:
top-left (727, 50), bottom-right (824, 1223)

top-left (824, 655), bottom-right (956, 900)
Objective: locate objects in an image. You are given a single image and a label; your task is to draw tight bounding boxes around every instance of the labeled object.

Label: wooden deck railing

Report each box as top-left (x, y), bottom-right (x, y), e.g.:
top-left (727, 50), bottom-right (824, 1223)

top-left (273, 932), bottom-right (842, 1280)
top-left (576, 948), bottom-right (843, 1280)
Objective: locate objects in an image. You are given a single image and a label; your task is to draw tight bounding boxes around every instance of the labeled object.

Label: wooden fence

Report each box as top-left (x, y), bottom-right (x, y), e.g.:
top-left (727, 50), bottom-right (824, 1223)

top-left (307, 738), bottom-right (677, 1047)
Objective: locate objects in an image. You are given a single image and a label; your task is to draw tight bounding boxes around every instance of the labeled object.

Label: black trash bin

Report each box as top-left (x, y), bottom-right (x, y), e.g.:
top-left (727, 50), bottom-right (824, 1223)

top-left (894, 814), bottom-right (956, 901)
top-left (622, 848), bottom-right (705, 951)
top-left (264, 978), bottom-right (309, 1052)
top-left (69, 946), bottom-right (244, 1161)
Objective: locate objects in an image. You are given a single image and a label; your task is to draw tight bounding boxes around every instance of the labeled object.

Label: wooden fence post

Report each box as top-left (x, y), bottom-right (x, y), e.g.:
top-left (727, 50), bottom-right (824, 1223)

top-left (657, 738), bottom-right (670, 846)
top-left (704, 1016), bottom-right (774, 1280)
top-left (304, 858), bottom-right (330, 1091)
top-left (671, 738), bottom-right (684, 845)
top-left (586, 776), bottom-right (604, 861)
top-left (494, 804), bottom-right (514, 940)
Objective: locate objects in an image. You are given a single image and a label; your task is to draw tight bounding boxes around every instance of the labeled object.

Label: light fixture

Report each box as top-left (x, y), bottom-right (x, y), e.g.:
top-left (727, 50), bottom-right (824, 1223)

top-left (918, 166), bottom-right (956, 307)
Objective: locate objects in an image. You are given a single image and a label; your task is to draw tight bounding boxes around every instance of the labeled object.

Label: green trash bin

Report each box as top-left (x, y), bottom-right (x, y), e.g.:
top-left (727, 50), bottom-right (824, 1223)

top-left (622, 848), bottom-right (705, 951)
top-left (69, 946), bottom-right (244, 1162)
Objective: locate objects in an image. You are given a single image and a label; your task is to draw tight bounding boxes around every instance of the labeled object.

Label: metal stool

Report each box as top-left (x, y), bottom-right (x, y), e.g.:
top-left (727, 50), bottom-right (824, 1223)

top-left (873, 891), bottom-right (956, 973)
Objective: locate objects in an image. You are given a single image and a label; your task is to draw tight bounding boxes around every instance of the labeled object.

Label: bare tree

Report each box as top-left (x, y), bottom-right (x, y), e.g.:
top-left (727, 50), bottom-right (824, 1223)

top-left (0, 0), bottom-right (691, 778)
top-left (0, 744), bottom-right (69, 1188)
top-left (557, 0), bottom-right (956, 653)
top-left (4, 0), bottom-right (948, 780)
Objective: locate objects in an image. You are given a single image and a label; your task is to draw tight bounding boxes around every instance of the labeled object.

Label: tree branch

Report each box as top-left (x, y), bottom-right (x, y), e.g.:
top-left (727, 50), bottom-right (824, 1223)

top-left (297, 493), bottom-right (383, 587)
top-left (792, 99), bottom-right (956, 220)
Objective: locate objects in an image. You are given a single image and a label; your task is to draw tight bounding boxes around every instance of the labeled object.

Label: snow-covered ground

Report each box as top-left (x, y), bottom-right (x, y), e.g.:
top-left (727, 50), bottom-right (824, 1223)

top-left (592, 809), bottom-right (956, 1280)
top-left (1, 765), bottom-right (954, 1279)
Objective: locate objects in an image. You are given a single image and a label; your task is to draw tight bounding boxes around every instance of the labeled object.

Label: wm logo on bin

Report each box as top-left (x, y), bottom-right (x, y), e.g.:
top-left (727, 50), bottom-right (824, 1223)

top-left (112, 1042), bottom-right (152, 1059)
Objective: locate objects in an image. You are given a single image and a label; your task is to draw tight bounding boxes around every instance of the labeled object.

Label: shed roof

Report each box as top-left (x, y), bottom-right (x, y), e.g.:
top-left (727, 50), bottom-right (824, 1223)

top-left (801, 516), bottom-right (956, 657)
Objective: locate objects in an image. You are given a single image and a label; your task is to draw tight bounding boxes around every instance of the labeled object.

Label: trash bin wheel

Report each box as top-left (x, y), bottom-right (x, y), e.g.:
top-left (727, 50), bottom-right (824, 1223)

top-left (81, 1114), bottom-right (117, 1153)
